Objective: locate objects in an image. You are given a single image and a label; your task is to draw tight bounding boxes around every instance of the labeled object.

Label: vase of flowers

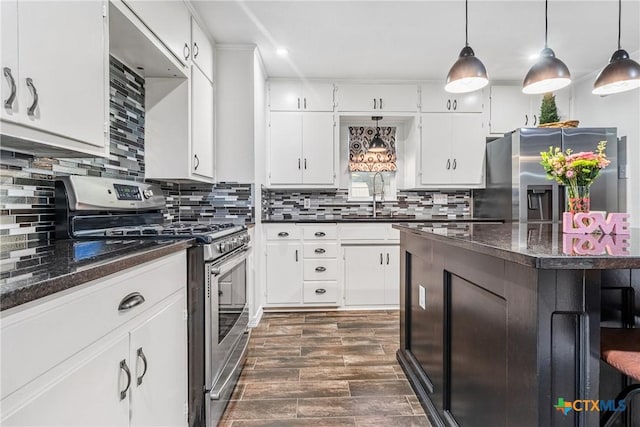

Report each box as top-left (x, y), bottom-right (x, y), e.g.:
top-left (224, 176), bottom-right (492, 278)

top-left (540, 141), bottom-right (610, 214)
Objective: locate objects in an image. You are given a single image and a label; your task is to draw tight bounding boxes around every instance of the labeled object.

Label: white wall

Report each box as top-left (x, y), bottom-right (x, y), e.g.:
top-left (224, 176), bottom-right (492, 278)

top-left (571, 51), bottom-right (640, 227)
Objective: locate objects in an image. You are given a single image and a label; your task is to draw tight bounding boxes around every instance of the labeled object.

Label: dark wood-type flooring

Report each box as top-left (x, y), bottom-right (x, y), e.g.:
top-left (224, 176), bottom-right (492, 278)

top-left (219, 310), bottom-right (431, 427)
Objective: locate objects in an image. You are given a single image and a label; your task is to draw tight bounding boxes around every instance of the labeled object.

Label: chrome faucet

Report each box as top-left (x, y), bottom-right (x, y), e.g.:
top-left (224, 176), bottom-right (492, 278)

top-left (372, 172), bottom-right (385, 218)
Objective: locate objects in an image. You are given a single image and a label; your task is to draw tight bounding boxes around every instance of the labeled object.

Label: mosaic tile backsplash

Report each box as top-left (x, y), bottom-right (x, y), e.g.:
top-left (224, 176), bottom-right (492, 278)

top-left (262, 188), bottom-right (470, 221)
top-left (1, 56), bottom-right (253, 282)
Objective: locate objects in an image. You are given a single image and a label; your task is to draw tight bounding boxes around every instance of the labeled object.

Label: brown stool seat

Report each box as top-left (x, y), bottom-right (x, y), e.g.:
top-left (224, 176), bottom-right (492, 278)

top-left (601, 328), bottom-right (640, 382)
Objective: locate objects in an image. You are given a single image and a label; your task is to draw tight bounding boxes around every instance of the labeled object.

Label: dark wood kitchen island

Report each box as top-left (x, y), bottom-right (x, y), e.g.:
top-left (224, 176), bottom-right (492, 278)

top-left (394, 223), bottom-right (640, 427)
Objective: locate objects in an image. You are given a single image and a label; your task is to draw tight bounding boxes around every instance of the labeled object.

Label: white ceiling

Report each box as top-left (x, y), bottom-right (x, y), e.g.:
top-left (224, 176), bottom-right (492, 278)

top-left (192, 0), bottom-right (640, 83)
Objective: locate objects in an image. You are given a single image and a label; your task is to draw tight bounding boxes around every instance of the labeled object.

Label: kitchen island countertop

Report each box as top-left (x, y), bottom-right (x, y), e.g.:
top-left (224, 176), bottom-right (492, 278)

top-left (394, 222), bottom-right (640, 269)
top-left (0, 238), bottom-right (194, 311)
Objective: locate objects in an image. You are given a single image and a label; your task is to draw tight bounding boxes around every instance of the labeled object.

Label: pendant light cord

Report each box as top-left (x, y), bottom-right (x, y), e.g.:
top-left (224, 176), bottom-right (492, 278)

top-left (465, 0), bottom-right (469, 47)
top-left (617, 0), bottom-right (622, 50)
top-left (544, 0), bottom-right (548, 48)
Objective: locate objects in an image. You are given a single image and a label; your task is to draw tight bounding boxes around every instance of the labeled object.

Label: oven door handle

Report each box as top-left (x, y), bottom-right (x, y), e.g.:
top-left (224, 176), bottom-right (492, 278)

top-left (210, 331), bottom-right (249, 400)
top-left (210, 247), bottom-right (250, 277)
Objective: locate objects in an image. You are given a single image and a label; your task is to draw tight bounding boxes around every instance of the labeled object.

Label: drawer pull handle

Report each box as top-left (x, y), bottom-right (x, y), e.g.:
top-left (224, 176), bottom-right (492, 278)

top-left (315, 266), bottom-right (326, 272)
top-left (136, 348), bottom-right (148, 386)
top-left (119, 359), bottom-right (131, 400)
top-left (315, 288), bottom-right (327, 294)
top-left (118, 292), bottom-right (145, 312)
top-left (314, 248), bottom-right (326, 254)
top-left (314, 231), bottom-right (326, 237)
top-left (277, 232), bottom-right (289, 237)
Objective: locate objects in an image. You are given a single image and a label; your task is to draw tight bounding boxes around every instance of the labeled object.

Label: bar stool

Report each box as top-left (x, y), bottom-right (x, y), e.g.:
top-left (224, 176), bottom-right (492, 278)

top-left (600, 328), bottom-right (640, 427)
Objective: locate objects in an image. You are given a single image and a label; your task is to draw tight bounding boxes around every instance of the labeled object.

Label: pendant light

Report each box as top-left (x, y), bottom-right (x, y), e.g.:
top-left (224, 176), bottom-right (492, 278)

top-left (592, 0), bottom-right (640, 95)
top-left (368, 117), bottom-right (387, 153)
top-left (522, 0), bottom-right (571, 94)
top-left (445, 0), bottom-right (488, 93)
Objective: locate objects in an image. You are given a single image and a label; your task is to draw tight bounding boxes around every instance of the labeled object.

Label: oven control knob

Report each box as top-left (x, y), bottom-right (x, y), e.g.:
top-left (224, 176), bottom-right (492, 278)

top-left (142, 190), bottom-right (153, 199)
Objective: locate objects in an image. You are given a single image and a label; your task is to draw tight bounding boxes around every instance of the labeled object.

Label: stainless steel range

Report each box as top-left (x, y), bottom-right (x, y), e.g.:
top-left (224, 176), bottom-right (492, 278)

top-left (55, 175), bottom-right (250, 427)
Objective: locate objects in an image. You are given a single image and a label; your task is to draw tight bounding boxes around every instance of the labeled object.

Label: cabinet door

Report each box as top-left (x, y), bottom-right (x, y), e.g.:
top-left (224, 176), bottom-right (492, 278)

top-left (266, 242), bottom-right (302, 304)
top-left (302, 113), bottom-right (335, 185)
top-left (344, 246), bottom-right (385, 306)
top-left (269, 81), bottom-right (302, 111)
top-left (375, 84), bottom-right (419, 112)
top-left (130, 292), bottom-right (187, 427)
top-left (420, 114), bottom-right (452, 186)
top-left (335, 84), bottom-right (377, 111)
top-left (124, 0), bottom-right (191, 65)
top-left (17, 0), bottom-right (106, 148)
top-left (191, 17), bottom-right (214, 82)
top-left (450, 114), bottom-right (486, 186)
top-left (1, 0), bottom-right (19, 121)
top-left (302, 82), bottom-right (334, 111)
top-left (421, 83), bottom-right (483, 113)
top-left (489, 85), bottom-right (530, 134)
top-left (384, 246), bottom-right (400, 305)
top-left (2, 335), bottom-right (129, 426)
top-left (191, 66), bottom-right (215, 179)
top-left (269, 112), bottom-right (302, 185)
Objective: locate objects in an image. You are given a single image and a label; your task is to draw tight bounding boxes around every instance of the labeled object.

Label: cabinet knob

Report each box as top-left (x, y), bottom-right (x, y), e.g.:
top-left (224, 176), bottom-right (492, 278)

top-left (315, 266), bottom-right (327, 272)
top-left (315, 288), bottom-right (327, 294)
top-left (277, 232), bottom-right (289, 237)
top-left (314, 231), bottom-right (326, 237)
top-left (314, 248), bottom-right (326, 254)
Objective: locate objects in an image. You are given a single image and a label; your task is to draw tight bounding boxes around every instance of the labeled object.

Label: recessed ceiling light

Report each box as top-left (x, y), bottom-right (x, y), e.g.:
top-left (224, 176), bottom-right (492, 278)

top-left (276, 48), bottom-right (289, 57)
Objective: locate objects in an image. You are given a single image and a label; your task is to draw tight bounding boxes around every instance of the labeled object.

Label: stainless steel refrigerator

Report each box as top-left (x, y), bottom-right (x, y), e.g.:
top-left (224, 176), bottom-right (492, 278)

top-left (473, 128), bottom-right (622, 222)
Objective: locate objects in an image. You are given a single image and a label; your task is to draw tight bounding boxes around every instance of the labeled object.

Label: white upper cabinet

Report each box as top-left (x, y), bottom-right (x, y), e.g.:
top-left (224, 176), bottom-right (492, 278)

top-left (421, 83), bottom-right (484, 113)
top-left (1, 0), bottom-right (108, 157)
top-left (419, 113), bottom-right (485, 187)
top-left (191, 17), bottom-right (214, 82)
top-left (336, 83), bottom-right (419, 112)
top-left (489, 85), bottom-right (572, 135)
top-left (269, 81), bottom-right (334, 111)
top-left (191, 66), bottom-right (215, 180)
top-left (123, 0), bottom-right (191, 66)
top-left (268, 112), bottom-right (336, 187)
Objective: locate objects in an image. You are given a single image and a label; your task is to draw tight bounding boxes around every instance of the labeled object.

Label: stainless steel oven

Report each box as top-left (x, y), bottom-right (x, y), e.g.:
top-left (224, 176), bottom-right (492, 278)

top-left (205, 245), bottom-right (250, 425)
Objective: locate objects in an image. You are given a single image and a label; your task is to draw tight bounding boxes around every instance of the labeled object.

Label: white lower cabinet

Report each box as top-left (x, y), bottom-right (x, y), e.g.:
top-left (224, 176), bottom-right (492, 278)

top-left (265, 224), bottom-right (338, 306)
top-left (2, 335), bottom-right (130, 426)
top-left (343, 245), bottom-right (399, 306)
top-left (1, 251), bottom-right (187, 427)
top-left (265, 241), bottom-right (302, 304)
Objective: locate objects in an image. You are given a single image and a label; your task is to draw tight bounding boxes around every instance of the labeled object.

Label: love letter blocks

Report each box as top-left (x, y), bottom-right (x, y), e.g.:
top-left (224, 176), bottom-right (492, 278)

top-left (562, 212), bottom-right (630, 235)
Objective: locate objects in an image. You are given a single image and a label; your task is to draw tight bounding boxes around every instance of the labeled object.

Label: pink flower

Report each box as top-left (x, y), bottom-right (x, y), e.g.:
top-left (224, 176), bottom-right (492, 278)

top-left (566, 170), bottom-right (574, 178)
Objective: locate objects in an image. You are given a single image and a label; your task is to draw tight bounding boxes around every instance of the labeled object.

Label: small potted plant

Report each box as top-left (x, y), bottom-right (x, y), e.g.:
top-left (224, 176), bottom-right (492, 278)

top-left (537, 92), bottom-right (579, 128)
top-left (539, 141), bottom-right (611, 213)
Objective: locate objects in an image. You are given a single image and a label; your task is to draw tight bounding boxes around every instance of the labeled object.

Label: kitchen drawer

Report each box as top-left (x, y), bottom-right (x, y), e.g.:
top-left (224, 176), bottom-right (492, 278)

top-left (1, 251), bottom-right (186, 400)
top-left (303, 281), bottom-right (338, 304)
top-left (303, 242), bottom-right (338, 259)
top-left (265, 225), bottom-right (300, 240)
top-left (303, 259), bottom-right (337, 281)
top-left (301, 225), bottom-right (337, 240)
top-left (339, 224), bottom-right (393, 241)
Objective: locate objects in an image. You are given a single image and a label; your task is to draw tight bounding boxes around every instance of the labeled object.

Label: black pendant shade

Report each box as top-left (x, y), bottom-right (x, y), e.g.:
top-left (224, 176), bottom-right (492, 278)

top-left (445, 0), bottom-right (488, 94)
top-left (522, 0), bottom-right (571, 94)
top-left (369, 116), bottom-right (387, 153)
top-left (593, 0), bottom-right (640, 95)
top-left (522, 47), bottom-right (571, 94)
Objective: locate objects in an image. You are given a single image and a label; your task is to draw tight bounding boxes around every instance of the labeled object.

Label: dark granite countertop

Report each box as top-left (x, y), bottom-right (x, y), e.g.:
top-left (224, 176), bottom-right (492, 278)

top-left (394, 222), bottom-right (640, 269)
top-left (0, 238), bottom-right (194, 311)
top-left (262, 217), bottom-right (503, 224)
